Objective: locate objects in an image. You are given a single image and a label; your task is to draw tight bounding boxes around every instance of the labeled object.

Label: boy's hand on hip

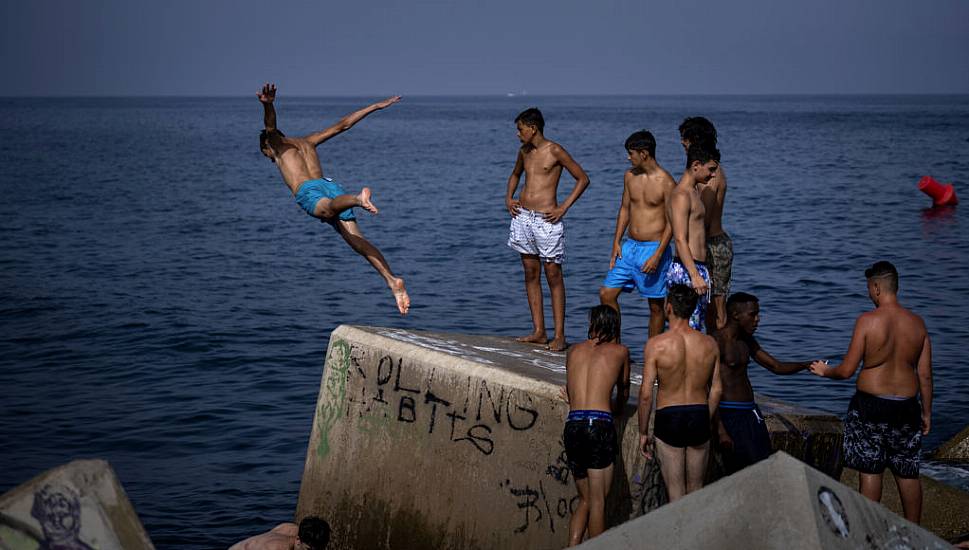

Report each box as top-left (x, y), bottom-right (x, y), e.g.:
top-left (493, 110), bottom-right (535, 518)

top-left (543, 206), bottom-right (566, 224)
top-left (506, 198), bottom-right (521, 217)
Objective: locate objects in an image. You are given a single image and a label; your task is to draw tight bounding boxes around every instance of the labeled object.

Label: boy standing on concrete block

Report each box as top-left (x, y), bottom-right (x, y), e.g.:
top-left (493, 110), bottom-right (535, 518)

top-left (810, 261), bottom-right (932, 524)
top-left (638, 284), bottom-right (722, 502)
top-left (563, 305), bottom-right (630, 546)
top-left (506, 107), bottom-right (590, 351)
top-left (599, 130), bottom-right (676, 339)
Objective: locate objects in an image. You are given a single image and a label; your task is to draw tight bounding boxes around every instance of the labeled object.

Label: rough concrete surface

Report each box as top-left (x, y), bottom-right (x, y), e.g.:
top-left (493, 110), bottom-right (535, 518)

top-left (295, 326), bottom-right (846, 550)
top-left (932, 423), bottom-right (969, 462)
top-left (0, 459), bottom-right (154, 550)
top-left (576, 452), bottom-right (951, 550)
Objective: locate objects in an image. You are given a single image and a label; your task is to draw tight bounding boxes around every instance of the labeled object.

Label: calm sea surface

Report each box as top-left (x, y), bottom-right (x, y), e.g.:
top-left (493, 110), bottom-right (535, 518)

top-left (1, 95), bottom-right (967, 547)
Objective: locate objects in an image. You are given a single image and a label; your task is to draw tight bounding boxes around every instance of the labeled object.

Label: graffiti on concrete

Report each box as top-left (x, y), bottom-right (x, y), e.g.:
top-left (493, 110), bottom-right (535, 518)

top-left (502, 440), bottom-right (580, 535)
top-left (316, 339), bottom-right (351, 459)
top-left (29, 484), bottom-right (94, 550)
top-left (346, 350), bottom-right (540, 456)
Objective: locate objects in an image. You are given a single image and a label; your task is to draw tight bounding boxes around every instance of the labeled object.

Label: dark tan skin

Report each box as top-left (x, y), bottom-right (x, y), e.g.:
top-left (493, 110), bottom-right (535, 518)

top-left (638, 303), bottom-right (721, 501)
top-left (599, 149), bottom-right (676, 338)
top-left (669, 160), bottom-right (719, 295)
top-left (809, 274), bottom-right (932, 524)
top-left (257, 83), bottom-right (410, 315)
top-left (505, 121), bottom-right (590, 351)
top-left (714, 300), bottom-right (814, 449)
top-left (563, 334), bottom-right (630, 546)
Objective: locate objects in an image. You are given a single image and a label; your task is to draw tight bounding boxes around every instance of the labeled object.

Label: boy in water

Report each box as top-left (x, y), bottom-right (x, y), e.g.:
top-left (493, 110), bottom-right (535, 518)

top-left (506, 108), bottom-right (590, 351)
top-left (257, 83), bottom-right (410, 315)
top-left (599, 130), bottom-right (676, 339)
top-left (666, 144), bottom-right (721, 331)
top-left (638, 284), bottom-right (722, 502)
top-left (679, 117), bottom-right (732, 331)
top-left (809, 261), bottom-right (932, 524)
top-left (229, 516), bottom-right (330, 550)
top-left (714, 292), bottom-right (815, 473)
top-left (563, 305), bottom-right (630, 545)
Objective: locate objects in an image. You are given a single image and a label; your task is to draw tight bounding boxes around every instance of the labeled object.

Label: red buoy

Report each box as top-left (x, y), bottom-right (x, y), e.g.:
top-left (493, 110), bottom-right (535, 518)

top-left (918, 176), bottom-right (958, 207)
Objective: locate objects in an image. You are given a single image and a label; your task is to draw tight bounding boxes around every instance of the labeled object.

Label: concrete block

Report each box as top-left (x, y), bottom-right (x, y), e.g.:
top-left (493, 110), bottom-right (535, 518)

top-left (932, 424), bottom-right (969, 462)
top-left (296, 326), bottom-right (845, 549)
top-left (0, 459), bottom-right (154, 550)
top-left (576, 452), bottom-right (951, 550)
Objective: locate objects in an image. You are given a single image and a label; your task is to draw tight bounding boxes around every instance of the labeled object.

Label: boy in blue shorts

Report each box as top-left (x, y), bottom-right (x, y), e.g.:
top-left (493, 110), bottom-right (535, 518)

top-left (257, 83), bottom-right (409, 315)
top-left (600, 130), bottom-right (676, 338)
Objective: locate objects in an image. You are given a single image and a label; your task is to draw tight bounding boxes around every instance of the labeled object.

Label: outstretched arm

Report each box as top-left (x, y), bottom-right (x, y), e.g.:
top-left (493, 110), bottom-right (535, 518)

top-left (809, 316), bottom-right (866, 379)
top-left (543, 145), bottom-right (590, 223)
top-left (917, 332), bottom-right (932, 435)
top-left (751, 338), bottom-right (811, 374)
top-left (258, 83), bottom-right (278, 131)
top-left (306, 96), bottom-right (401, 146)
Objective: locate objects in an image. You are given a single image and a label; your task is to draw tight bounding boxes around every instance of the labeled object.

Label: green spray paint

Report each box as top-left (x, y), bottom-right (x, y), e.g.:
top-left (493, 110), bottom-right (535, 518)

top-left (316, 339), bottom-right (351, 459)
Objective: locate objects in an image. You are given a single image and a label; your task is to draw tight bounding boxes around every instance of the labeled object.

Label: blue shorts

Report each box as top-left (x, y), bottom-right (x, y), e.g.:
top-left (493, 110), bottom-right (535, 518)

top-left (602, 240), bottom-right (672, 298)
top-left (293, 178), bottom-right (356, 222)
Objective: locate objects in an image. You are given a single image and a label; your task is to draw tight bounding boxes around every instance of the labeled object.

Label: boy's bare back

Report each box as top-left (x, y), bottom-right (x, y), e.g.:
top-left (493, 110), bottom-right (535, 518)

top-left (625, 166), bottom-right (676, 242)
top-left (645, 330), bottom-right (719, 408)
top-left (566, 339), bottom-right (630, 413)
top-left (856, 304), bottom-right (928, 397)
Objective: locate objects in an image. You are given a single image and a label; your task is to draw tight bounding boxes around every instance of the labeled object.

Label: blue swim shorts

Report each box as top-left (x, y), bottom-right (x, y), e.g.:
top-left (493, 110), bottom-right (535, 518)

top-left (293, 178), bottom-right (356, 222)
top-left (602, 239), bottom-right (673, 298)
top-left (665, 260), bottom-right (711, 331)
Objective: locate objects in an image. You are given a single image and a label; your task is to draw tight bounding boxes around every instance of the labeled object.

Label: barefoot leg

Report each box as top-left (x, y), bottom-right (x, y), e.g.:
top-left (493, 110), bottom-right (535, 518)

top-left (516, 255), bottom-right (547, 345)
top-left (545, 261), bottom-right (567, 351)
top-left (334, 220), bottom-right (409, 314)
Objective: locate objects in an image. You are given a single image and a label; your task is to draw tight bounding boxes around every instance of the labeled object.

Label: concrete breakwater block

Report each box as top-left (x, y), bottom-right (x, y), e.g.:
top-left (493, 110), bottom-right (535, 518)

top-left (296, 326), bottom-right (845, 550)
top-left (576, 452), bottom-right (951, 550)
top-left (0, 459), bottom-right (154, 550)
top-left (932, 424), bottom-right (969, 462)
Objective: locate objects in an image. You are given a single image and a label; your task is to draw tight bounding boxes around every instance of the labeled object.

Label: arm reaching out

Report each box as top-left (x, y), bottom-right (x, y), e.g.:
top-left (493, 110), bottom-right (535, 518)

top-left (305, 96), bottom-right (402, 146)
top-left (751, 338), bottom-right (811, 375)
top-left (809, 316), bottom-right (867, 379)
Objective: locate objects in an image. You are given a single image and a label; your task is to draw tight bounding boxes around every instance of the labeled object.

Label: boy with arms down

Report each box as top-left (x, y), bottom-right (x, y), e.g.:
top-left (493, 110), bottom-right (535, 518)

top-left (679, 117), bottom-right (733, 331)
top-left (599, 130), bottom-right (676, 338)
top-left (257, 83), bottom-right (410, 315)
top-left (638, 284), bottom-right (722, 501)
top-left (563, 305), bottom-right (630, 545)
top-left (506, 108), bottom-right (590, 351)
top-left (666, 144), bottom-right (721, 331)
top-left (810, 261), bottom-right (932, 524)
top-left (715, 292), bottom-right (816, 473)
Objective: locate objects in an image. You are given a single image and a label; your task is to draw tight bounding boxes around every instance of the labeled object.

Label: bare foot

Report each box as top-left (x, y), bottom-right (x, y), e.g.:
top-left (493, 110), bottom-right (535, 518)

top-left (516, 332), bottom-right (548, 345)
top-left (547, 338), bottom-right (568, 352)
top-left (357, 187), bottom-right (379, 215)
top-left (390, 277), bottom-right (409, 315)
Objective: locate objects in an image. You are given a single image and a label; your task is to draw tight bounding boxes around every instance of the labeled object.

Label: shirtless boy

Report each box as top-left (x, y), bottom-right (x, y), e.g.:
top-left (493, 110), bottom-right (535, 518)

top-left (563, 305), bottom-right (630, 545)
top-left (638, 284), bottom-right (722, 502)
top-left (257, 83), bottom-right (410, 315)
top-left (600, 130), bottom-right (676, 338)
top-left (506, 108), bottom-right (590, 351)
top-left (679, 117), bottom-right (732, 331)
top-left (810, 261), bottom-right (932, 524)
top-left (666, 144), bottom-right (721, 331)
top-left (715, 292), bottom-right (815, 474)
top-left (229, 517), bottom-right (330, 550)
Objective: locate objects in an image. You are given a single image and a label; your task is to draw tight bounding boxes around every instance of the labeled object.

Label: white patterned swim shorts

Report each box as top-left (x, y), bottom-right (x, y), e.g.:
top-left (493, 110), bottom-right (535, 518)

top-left (507, 208), bottom-right (565, 264)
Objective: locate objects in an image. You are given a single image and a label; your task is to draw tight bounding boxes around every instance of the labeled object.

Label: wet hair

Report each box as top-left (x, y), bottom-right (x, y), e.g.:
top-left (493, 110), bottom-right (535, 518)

top-left (259, 128), bottom-right (285, 152)
top-left (588, 305), bottom-right (621, 344)
top-left (515, 108), bottom-right (545, 133)
top-left (625, 130), bottom-right (656, 157)
top-left (686, 142), bottom-right (720, 170)
top-left (726, 292), bottom-right (759, 316)
top-left (679, 116), bottom-right (718, 148)
top-left (298, 516), bottom-right (330, 550)
top-left (865, 260), bottom-right (899, 292)
top-left (667, 284), bottom-right (699, 320)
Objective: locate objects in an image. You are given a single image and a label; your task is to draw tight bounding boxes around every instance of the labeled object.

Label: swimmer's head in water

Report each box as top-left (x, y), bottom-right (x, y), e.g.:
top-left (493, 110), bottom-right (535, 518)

top-left (679, 116), bottom-right (717, 151)
top-left (259, 129), bottom-right (285, 161)
top-left (588, 304), bottom-right (620, 344)
top-left (515, 108), bottom-right (544, 142)
top-left (865, 260), bottom-right (899, 302)
top-left (667, 284), bottom-right (699, 321)
top-left (296, 516), bottom-right (330, 550)
top-left (625, 130), bottom-right (656, 161)
top-left (727, 292), bottom-right (760, 335)
top-left (686, 143), bottom-right (720, 183)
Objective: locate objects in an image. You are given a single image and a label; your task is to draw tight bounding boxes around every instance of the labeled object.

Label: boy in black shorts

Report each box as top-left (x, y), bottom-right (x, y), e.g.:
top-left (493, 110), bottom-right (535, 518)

top-left (562, 305), bottom-right (630, 545)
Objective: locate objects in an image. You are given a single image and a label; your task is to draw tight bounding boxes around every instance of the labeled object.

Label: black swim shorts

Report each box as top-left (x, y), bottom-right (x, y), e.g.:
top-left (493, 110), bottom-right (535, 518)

top-left (654, 404), bottom-right (711, 448)
top-left (719, 402), bottom-right (772, 474)
top-left (563, 410), bottom-right (617, 479)
top-left (843, 391), bottom-right (922, 479)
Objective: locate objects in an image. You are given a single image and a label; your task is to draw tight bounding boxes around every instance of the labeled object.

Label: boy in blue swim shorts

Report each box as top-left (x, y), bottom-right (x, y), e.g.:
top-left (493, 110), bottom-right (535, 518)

top-left (600, 130), bottom-right (676, 339)
top-left (257, 83), bottom-right (410, 315)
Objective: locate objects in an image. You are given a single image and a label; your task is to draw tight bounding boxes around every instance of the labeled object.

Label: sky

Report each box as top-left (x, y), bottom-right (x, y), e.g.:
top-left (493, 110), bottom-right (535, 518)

top-left (1, 0), bottom-right (967, 96)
